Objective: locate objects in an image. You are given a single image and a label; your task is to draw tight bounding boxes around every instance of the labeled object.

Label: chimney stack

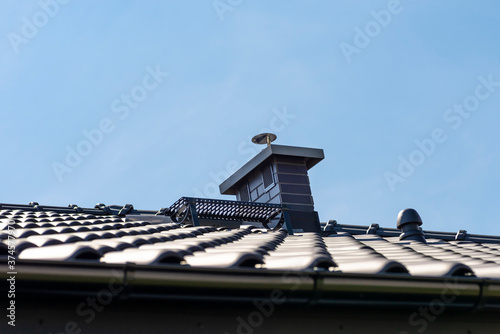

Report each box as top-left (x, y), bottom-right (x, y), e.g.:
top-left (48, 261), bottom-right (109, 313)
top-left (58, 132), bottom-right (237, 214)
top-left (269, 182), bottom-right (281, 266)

top-left (219, 134), bottom-right (324, 233)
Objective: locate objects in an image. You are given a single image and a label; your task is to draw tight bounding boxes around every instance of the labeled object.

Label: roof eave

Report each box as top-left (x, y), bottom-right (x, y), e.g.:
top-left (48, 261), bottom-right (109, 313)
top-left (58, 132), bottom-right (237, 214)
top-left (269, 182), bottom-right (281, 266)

top-left (9, 260), bottom-right (500, 310)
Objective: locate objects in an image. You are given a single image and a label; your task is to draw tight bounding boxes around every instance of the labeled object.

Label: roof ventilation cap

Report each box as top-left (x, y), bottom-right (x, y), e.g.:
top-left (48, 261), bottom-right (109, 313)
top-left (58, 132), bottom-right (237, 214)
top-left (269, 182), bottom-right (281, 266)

top-left (397, 208), bottom-right (426, 243)
top-left (252, 133), bottom-right (277, 147)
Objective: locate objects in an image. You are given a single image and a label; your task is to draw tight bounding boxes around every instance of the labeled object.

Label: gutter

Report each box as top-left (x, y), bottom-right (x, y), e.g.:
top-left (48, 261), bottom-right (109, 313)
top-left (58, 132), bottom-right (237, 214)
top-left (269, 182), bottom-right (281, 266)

top-left (4, 260), bottom-right (500, 310)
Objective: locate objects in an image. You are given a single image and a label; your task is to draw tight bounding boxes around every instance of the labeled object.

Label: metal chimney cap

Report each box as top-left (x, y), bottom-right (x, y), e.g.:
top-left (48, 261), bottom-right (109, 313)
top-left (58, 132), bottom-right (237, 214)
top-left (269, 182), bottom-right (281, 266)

top-left (397, 208), bottom-right (423, 229)
top-left (252, 133), bottom-right (277, 146)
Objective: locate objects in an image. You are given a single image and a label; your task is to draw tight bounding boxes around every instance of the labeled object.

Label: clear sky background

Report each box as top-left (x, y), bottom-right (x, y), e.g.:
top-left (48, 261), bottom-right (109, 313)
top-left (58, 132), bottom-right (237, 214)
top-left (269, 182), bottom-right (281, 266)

top-left (1, 1), bottom-right (499, 235)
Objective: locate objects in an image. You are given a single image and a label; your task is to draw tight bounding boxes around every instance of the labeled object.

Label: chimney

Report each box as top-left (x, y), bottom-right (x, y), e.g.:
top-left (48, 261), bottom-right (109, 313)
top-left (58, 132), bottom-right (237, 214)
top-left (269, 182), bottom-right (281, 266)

top-left (219, 134), bottom-right (324, 233)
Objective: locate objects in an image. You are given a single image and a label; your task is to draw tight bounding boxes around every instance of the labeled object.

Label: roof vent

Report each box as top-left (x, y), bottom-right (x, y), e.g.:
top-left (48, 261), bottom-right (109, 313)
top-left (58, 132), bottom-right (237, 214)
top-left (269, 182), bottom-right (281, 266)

top-left (220, 135), bottom-right (324, 233)
top-left (397, 208), bottom-right (426, 243)
top-left (251, 133), bottom-right (277, 147)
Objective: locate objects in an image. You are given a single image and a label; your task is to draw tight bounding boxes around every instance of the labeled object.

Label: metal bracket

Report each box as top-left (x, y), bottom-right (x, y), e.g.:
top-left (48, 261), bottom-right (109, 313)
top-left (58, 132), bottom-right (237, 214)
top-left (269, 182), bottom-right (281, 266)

top-left (69, 204), bottom-right (83, 213)
top-left (187, 199), bottom-right (200, 226)
top-left (118, 204), bottom-right (134, 216)
top-left (155, 208), bottom-right (169, 216)
top-left (455, 230), bottom-right (469, 241)
top-left (366, 223), bottom-right (380, 234)
top-left (324, 220), bottom-right (337, 232)
top-left (281, 207), bottom-right (293, 235)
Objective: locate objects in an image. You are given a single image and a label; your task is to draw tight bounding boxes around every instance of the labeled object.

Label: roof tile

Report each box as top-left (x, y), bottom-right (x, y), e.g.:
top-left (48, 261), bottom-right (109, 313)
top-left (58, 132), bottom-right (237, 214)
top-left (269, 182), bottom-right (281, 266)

top-left (1, 205), bottom-right (499, 280)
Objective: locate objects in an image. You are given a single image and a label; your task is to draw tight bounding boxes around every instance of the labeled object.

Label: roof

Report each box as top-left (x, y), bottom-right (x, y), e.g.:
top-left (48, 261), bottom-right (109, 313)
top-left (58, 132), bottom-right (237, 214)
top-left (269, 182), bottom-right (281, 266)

top-left (4, 201), bottom-right (500, 334)
top-left (2, 202), bottom-right (499, 279)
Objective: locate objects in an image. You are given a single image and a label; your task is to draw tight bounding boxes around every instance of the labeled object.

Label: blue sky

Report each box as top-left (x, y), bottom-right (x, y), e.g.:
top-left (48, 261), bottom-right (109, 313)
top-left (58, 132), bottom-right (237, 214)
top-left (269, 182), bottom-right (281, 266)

top-left (1, 0), bottom-right (499, 235)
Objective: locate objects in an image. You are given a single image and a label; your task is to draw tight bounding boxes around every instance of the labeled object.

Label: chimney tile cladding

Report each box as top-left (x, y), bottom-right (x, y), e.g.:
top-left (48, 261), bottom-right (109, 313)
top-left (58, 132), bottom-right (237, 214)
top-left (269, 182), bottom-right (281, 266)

top-left (247, 170), bottom-right (264, 193)
top-left (276, 173), bottom-right (309, 185)
top-left (276, 163), bottom-right (308, 174)
top-left (280, 184), bottom-right (312, 195)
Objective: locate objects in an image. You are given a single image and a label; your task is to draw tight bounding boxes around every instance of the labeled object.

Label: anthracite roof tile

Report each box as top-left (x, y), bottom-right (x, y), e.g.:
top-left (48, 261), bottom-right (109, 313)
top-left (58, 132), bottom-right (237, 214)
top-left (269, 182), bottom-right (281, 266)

top-left (101, 248), bottom-right (184, 265)
top-left (263, 253), bottom-right (335, 270)
top-left (184, 251), bottom-right (264, 268)
top-left (469, 264), bottom-right (500, 278)
top-left (405, 261), bottom-right (474, 277)
top-left (19, 244), bottom-right (102, 261)
top-left (333, 258), bottom-right (408, 274)
top-left (26, 234), bottom-right (83, 246)
top-left (1, 204), bottom-right (500, 279)
top-left (1, 240), bottom-right (36, 253)
top-left (139, 242), bottom-right (205, 255)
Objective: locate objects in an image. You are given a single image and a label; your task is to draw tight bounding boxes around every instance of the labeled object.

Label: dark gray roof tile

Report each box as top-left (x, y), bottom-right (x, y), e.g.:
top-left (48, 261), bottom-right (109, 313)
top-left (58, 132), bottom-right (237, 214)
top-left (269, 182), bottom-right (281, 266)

top-left (19, 244), bottom-right (102, 261)
top-left (184, 251), bottom-right (263, 268)
top-left (6, 222), bottom-right (39, 229)
top-left (8, 228), bottom-right (40, 238)
top-left (335, 258), bottom-right (408, 274)
top-left (111, 235), bottom-right (152, 246)
top-left (263, 254), bottom-right (335, 270)
top-left (101, 249), bottom-right (184, 265)
top-left (468, 264), bottom-right (500, 279)
top-left (3, 205), bottom-right (499, 280)
top-left (69, 232), bottom-right (103, 241)
top-left (404, 261), bottom-right (474, 277)
top-left (76, 240), bottom-right (133, 251)
top-left (139, 242), bottom-right (204, 255)
top-left (1, 240), bottom-right (37, 254)
top-left (25, 234), bottom-right (81, 246)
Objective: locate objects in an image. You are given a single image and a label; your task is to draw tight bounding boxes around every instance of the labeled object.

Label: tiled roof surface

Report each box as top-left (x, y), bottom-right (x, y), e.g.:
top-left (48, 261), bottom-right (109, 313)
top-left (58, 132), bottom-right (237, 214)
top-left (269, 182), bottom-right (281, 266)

top-left (2, 206), bottom-right (500, 279)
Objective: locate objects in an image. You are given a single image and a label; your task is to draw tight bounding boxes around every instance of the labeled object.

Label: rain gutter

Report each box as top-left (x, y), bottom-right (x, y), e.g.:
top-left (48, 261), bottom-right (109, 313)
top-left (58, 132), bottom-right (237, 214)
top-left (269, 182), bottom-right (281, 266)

top-left (4, 260), bottom-right (500, 311)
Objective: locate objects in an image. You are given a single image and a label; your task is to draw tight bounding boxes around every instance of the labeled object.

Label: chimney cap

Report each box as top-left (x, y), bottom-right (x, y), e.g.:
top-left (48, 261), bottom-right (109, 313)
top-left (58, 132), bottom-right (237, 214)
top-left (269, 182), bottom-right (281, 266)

top-left (252, 133), bottom-right (277, 146)
top-left (219, 144), bottom-right (324, 195)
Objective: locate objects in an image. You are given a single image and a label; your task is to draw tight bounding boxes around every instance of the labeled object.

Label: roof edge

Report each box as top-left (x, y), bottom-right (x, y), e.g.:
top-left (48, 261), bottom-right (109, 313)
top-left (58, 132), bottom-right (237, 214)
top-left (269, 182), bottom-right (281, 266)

top-left (8, 260), bottom-right (500, 310)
